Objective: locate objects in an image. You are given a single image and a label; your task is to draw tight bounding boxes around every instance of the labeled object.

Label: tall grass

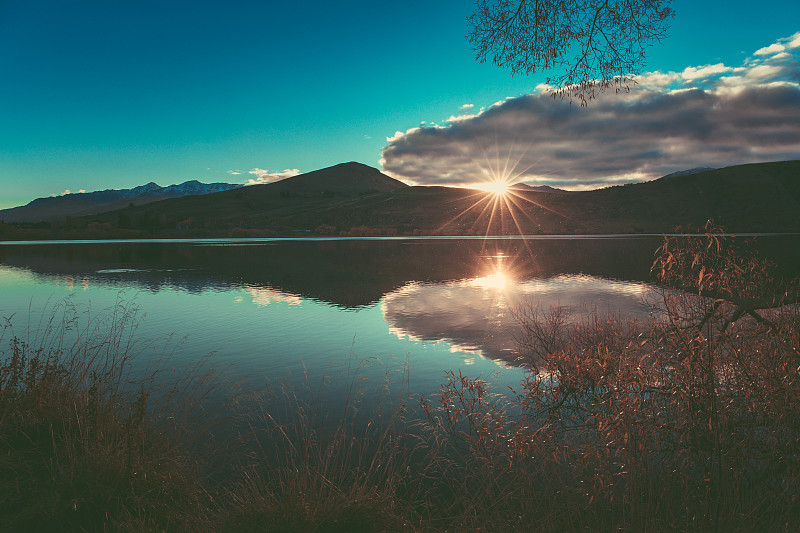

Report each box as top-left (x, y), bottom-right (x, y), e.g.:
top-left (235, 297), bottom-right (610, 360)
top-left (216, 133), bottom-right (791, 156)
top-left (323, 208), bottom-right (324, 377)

top-left (0, 297), bottom-right (221, 531)
top-left (216, 360), bottom-right (428, 532)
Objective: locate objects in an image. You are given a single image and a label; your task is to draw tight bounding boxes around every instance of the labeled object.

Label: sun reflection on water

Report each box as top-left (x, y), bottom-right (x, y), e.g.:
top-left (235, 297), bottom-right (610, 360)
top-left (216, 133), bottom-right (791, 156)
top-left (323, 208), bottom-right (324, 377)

top-left (470, 272), bottom-right (508, 290)
top-left (470, 251), bottom-right (517, 292)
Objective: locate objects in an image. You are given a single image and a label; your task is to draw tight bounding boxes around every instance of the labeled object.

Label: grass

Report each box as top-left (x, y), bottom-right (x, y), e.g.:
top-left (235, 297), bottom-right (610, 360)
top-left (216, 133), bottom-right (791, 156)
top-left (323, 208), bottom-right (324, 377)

top-left (0, 297), bottom-right (219, 531)
top-left (2, 230), bottom-right (800, 531)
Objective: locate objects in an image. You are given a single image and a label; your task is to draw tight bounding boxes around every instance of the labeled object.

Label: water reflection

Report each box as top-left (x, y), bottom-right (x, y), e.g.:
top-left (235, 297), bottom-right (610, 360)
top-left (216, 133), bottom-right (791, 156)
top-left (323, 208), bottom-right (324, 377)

top-left (382, 273), bottom-right (656, 363)
top-left (2, 236), bottom-right (798, 366)
top-left (0, 237), bottom-right (667, 307)
top-left (243, 285), bottom-right (303, 307)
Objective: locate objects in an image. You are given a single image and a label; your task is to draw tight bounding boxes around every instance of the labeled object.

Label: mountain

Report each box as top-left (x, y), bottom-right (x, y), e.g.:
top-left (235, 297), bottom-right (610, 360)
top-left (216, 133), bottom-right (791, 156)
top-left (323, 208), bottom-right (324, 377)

top-left (2, 160), bottom-right (798, 239)
top-left (658, 167), bottom-right (717, 180)
top-left (252, 161), bottom-right (408, 196)
top-left (510, 183), bottom-right (564, 192)
top-left (0, 180), bottom-right (242, 223)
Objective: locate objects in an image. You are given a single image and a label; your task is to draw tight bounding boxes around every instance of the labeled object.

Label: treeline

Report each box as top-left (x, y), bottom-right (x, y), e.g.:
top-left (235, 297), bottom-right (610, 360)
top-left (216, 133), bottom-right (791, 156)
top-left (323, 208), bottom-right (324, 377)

top-left (0, 217), bottom-right (452, 241)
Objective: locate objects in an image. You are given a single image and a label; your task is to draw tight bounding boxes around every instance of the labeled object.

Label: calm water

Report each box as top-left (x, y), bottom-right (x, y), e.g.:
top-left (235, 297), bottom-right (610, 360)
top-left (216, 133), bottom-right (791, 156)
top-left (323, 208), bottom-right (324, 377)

top-left (2, 236), bottom-right (798, 400)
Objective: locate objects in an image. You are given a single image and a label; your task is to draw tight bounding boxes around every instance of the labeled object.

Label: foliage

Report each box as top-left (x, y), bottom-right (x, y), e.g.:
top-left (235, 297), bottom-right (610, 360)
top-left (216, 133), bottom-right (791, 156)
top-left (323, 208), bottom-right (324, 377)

top-left (468, 0), bottom-right (674, 103)
top-left (498, 226), bottom-right (800, 529)
top-left (216, 360), bottom-right (425, 532)
top-left (0, 298), bottom-right (220, 532)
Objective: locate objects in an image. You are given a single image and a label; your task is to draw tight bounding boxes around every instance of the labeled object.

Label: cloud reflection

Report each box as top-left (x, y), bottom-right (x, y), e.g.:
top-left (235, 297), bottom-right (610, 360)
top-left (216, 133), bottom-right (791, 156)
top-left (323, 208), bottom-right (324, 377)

top-left (382, 272), bottom-right (656, 364)
top-left (243, 284), bottom-right (303, 307)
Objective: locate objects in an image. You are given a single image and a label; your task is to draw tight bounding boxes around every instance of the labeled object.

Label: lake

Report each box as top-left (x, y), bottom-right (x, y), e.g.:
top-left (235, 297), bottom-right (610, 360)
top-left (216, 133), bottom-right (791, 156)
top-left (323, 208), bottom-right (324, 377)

top-left (2, 235), bottom-right (799, 403)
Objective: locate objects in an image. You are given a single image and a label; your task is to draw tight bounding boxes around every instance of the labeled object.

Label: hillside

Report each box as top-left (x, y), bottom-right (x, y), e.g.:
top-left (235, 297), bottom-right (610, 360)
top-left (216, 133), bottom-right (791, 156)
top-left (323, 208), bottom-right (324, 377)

top-left (1, 160), bottom-right (798, 240)
top-left (568, 160), bottom-right (800, 233)
top-left (0, 180), bottom-right (242, 223)
top-left (255, 161), bottom-right (408, 196)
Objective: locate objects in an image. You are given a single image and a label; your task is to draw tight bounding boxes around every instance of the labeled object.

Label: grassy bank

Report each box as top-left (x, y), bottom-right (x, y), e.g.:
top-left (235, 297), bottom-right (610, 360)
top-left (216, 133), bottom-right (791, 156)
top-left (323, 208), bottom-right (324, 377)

top-left (2, 230), bottom-right (799, 532)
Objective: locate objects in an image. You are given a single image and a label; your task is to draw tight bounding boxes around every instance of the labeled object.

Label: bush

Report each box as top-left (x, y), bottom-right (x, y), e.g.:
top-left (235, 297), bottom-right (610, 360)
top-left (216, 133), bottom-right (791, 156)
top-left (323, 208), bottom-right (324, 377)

top-left (493, 225), bottom-right (800, 530)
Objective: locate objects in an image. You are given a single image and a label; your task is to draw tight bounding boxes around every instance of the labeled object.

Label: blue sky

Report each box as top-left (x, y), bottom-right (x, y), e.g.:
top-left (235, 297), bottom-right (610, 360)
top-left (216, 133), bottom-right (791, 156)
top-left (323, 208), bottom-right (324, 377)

top-left (1, 0), bottom-right (799, 209)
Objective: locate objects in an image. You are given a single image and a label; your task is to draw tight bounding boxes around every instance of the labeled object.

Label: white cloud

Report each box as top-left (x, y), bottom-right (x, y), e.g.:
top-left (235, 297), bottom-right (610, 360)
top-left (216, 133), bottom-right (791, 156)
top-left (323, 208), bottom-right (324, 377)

top-left (755, 43), bottom-right (785, 56)
top-left (447, 113), bottom-right (478, 123)
top-left (636, 70), bottom-right (682, 90)
top-left (49, 188), bottom-right (85, 197)
top-left (745, 64), bottom-right (783, 80)
top-left (460, 103), bottom-right (474, 110)
top-left (386, 130), bottom-right (406, 143)
top-left (381, 33), bottom-right (800, 190)
top-left (244, 168), bottom-right (301, 186)
top-left (681, 63), bottom-right (732, 81)
top-left (227, 170), bottom-right (242, 175)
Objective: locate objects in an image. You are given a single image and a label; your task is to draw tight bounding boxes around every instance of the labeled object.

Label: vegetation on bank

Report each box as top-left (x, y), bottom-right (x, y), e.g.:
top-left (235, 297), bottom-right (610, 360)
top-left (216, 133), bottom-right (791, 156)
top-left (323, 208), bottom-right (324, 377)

top-left (0, 218), bottom-right (470, 241)
top-left (1, 228), bottom-right (799, 531)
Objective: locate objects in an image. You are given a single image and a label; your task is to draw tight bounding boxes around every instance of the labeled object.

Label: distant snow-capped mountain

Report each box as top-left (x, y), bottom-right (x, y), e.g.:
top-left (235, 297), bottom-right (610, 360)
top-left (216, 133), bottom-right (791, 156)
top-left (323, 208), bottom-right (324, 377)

top-left (80, 180), bottom-right (242, 201)
top-left (0, 180), bottom-right (243, 223)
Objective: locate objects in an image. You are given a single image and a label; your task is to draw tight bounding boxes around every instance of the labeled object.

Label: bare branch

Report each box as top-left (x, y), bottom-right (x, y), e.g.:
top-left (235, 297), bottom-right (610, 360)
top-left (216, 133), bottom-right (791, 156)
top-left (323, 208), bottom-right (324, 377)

top-left (468, 0), bottom-right (674, 103)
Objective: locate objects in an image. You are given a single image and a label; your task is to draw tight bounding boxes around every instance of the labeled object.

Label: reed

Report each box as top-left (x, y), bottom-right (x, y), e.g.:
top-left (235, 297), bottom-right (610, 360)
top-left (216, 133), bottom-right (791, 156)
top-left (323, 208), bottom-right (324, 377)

top-left (214, 359), bottom-right (427, 532)
top-left (0, 297), bottom-right (220, 532)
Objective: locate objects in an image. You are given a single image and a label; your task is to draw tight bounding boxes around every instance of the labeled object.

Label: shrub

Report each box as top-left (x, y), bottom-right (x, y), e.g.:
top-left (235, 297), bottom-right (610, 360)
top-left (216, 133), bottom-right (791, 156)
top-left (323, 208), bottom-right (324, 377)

top-left (496, 225), bottom-right (800, 530)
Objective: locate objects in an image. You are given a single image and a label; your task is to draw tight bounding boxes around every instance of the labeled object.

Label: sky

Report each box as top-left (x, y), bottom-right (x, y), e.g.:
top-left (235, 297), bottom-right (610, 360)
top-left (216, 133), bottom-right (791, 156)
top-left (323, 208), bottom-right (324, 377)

top-left (1, 0), bottom-right (799, 209)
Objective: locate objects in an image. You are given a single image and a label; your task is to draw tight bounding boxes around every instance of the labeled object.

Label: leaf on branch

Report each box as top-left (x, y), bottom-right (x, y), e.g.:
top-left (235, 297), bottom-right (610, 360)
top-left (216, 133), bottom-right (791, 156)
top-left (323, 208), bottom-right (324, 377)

top-left (467, 0), bottom-right (675, 102)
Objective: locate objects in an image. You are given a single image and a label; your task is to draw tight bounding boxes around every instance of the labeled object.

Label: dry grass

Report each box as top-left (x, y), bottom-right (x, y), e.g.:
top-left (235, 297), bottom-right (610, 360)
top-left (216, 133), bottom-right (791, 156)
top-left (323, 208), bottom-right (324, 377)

top-left (0, 297), bottom-right (221, 532)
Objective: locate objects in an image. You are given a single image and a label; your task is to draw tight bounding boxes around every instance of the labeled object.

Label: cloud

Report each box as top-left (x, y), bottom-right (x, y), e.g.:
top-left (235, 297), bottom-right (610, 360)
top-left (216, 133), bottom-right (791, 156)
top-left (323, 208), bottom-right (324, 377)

top-left (50, 188), bottom-right (86, 197)
top-left (244, 168), bottom-right (301, 186)
top-left (755, 43), bottom-right (785, 56)
top-left (227, 170), bottom-right (242, 175)
top-left (681, 63), bottom-right (733, 81)
top-left (381, 34), bottom-right (800, 190)
top-left (460, 103), bottom-right (474, 110)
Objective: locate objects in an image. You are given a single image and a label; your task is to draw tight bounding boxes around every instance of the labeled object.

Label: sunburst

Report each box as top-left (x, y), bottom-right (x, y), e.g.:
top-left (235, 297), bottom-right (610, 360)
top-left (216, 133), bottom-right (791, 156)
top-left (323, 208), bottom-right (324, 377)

top-left (432, 141), bottom-right (583, 242)
top-left (475, 180), bottom-right (511, 197)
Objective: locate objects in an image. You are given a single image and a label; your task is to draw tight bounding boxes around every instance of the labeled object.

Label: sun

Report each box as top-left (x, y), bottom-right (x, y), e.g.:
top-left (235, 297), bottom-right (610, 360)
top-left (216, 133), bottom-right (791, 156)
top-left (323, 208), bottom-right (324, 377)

top-left (476, 180), bottom-right (511, 197)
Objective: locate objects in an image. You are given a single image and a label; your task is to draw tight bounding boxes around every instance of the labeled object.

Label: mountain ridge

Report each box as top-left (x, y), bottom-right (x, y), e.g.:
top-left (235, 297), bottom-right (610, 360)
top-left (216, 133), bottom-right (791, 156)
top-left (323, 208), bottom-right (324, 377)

top-left (2, 160), bottom-right (798, 237)
top-left (1, 179), bottom-right (243, 223)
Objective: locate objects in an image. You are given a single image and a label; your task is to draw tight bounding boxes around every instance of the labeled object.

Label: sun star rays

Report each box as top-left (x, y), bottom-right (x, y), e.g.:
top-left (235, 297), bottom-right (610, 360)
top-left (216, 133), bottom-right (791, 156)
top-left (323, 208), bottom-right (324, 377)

top-left (432, 168), bottom-right (583, 243)
top-left (431, 138), bottom-right (585, 242)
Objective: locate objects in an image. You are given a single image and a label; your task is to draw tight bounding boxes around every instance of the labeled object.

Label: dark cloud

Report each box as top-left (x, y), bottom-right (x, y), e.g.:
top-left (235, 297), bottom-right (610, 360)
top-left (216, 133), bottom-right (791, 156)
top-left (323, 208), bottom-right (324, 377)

top-left (381, 34), bottom-right (800, 189)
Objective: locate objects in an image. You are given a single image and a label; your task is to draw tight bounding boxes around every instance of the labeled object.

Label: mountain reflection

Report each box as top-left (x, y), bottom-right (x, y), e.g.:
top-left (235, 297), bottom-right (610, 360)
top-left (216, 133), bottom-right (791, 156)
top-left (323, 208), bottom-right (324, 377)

top-left (0, 238), bottom-right (664, 307)
top-left (4, 236), bottom-right (796, 364)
